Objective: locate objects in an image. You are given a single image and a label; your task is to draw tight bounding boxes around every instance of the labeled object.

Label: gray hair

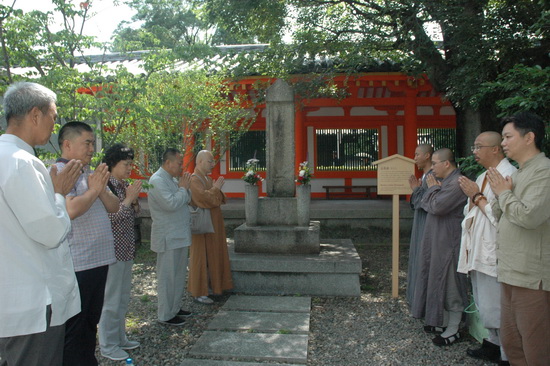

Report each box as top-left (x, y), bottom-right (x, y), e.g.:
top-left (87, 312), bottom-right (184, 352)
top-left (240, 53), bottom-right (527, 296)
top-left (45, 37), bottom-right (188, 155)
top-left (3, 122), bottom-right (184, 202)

top-left (2, 82), bottom-right (57, 125)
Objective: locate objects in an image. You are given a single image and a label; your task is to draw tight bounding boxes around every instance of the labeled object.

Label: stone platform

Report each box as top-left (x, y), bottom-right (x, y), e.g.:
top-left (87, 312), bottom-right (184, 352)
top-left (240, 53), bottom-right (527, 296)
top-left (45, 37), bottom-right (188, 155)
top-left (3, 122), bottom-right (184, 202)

top-left (228, 238), bottom-right (361, 296)
top-left (181, 295), bottom-right (310, 366)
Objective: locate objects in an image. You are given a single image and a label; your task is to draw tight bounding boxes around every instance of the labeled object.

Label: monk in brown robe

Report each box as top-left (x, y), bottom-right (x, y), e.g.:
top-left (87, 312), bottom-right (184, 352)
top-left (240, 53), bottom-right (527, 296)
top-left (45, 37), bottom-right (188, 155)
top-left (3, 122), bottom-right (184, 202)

top-left (187, 150), bottom-right (233, 304)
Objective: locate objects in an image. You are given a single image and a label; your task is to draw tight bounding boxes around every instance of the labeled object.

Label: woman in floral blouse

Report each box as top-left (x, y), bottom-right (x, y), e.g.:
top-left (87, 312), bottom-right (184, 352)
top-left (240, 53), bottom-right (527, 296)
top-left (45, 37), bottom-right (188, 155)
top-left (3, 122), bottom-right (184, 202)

top-left (98, 143), bottom-right (142, 361)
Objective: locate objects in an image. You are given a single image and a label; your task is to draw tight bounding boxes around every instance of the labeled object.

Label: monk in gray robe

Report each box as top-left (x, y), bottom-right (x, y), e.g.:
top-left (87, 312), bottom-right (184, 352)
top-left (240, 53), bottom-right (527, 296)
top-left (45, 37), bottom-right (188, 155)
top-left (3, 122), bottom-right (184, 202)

top-left (406, 144), bottom-right (433, 305)
top-left (411, 148), bottom-right (468, 346)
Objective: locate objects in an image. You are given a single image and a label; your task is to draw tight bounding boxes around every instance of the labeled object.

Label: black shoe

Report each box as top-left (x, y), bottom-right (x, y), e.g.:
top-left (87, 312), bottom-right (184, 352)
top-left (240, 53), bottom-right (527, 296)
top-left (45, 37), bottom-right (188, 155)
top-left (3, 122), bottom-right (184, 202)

top-left (177, 309), bottom-right (192, 317)
top-left (158, 316), bottom-right (185, 326)
top-left (499, 361), bottom-right (510, 366)
top-left (432, 332), bottom-right (461, 346)
top-left (467, 339), bottom-right (500, 362)
top-left (423, 325), bottom-right (446, 334)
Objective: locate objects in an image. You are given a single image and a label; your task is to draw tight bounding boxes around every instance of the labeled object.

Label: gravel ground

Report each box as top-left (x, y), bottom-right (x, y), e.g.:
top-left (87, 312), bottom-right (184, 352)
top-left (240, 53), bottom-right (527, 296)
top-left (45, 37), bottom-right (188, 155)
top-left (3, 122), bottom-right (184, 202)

top-left (96, 236), bottom-right (494, 366)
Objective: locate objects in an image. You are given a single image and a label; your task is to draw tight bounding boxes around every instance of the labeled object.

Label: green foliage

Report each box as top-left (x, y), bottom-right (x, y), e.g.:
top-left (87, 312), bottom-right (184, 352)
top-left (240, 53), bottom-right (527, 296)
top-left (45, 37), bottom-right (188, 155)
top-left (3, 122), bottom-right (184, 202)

top-left (195, 0), bottom-right (286, 44)
top-left (477, 64), bottom-right (550, 155)
top-left (479, 64), bottom-right (550, 120)
top-left (107, 66), bottom-right (256, 175)
top-left (457, 156), bottom-right (485, 181)
top-left (111, 0), bottom-right (245, 52)
top-left (0, 0), bottom-right (101, 84)
top-left (1, 2), bottom-right (256, 177)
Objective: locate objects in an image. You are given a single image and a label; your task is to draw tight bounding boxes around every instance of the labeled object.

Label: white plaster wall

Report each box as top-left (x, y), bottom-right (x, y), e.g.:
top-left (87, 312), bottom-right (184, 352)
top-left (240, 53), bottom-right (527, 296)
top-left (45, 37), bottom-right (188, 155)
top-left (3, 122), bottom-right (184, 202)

top-left (440, 106), bottom-right (456, 115)
top-left (417, 106), bottom-right (434, 115)
top-left (397, 126), bottom-right (404, 155)
top-left (306, 107), bottom-right (344, 116)
top-left (350, 106), bottom-right (388, 116)
top-left (381, 126), bottom-right (389, 158)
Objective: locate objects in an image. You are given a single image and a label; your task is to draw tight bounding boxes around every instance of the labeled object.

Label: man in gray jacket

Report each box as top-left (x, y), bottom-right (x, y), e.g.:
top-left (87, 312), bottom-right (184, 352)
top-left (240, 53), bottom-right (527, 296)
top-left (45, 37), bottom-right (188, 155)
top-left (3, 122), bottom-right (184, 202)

top-left (148, 148), bottom-right (192, 325)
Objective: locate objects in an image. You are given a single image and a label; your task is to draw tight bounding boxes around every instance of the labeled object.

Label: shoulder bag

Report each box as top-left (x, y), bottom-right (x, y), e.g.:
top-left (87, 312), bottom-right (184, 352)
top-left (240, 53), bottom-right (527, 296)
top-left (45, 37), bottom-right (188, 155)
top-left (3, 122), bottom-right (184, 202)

top-left (189, 174), bottom-right (215, 235)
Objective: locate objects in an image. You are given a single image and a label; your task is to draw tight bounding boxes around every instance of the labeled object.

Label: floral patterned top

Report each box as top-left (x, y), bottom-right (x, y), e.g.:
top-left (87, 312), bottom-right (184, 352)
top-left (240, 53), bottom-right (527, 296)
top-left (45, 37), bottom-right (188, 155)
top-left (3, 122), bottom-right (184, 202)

top-left (108, 176), bottom-right (140, 261)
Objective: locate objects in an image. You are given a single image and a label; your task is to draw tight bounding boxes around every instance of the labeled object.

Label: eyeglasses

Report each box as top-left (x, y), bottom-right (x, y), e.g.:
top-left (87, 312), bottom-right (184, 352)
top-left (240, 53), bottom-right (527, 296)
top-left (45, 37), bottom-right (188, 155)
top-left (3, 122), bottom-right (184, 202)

top-left (431, 160), bottom-right (447, 166)
top-left (470, 145), bottom-right (496, 152)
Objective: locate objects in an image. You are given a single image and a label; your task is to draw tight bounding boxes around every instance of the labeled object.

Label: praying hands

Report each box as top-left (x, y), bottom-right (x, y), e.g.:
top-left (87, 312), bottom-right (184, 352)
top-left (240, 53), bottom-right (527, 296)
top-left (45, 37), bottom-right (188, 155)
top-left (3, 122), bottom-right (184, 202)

top-left (487, 167), bottom-right (513, 196)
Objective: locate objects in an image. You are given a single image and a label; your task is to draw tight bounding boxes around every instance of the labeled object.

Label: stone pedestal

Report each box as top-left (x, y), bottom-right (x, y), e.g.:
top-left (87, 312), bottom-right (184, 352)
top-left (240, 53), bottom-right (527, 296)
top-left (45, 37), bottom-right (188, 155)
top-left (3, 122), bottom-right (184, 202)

top-left (234, 221), bottom-right (320, 254)
top-left (244, 184), bottom-right (258, 226)
top-left (296, 184), bottom-right (311, 226)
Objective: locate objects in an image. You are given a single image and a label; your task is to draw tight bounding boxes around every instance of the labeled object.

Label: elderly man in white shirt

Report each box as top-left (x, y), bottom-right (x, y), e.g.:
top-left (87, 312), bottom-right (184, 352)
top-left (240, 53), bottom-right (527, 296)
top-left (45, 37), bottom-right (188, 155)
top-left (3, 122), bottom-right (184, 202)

top-left (458, 131), bottom-right (516, 365)
top-left (0, 82), bottom-right (82, 365)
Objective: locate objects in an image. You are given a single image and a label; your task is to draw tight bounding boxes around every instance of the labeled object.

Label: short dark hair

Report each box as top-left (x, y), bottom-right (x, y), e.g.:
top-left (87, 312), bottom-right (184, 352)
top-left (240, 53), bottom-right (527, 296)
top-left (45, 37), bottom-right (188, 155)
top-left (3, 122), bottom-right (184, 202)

top-left (2, 82), bottom-right (56, 124)
top-left (500, 112), bottom-right (546, 150)
top-left (434, 148), bottom-right (456, 167)
top-left (103, 143), bottom-right (134, 171)
top-left (58, 121), bottom-right (93, 149)
top-left (162, 148), bottom-right (181, 163)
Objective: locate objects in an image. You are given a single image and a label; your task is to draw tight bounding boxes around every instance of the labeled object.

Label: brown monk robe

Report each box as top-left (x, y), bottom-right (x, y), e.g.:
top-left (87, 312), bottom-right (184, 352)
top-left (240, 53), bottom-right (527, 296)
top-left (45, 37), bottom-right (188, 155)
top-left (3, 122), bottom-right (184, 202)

top-left (187, 150), bottom-right (233, 301)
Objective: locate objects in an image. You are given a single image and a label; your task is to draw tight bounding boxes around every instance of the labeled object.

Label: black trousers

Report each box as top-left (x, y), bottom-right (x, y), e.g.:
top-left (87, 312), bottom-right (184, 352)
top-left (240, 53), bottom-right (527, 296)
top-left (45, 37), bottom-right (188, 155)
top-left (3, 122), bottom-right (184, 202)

top-left (0, 305), bottom-right (65, 366)
top-left (63, 266), bottom-right (108, 366)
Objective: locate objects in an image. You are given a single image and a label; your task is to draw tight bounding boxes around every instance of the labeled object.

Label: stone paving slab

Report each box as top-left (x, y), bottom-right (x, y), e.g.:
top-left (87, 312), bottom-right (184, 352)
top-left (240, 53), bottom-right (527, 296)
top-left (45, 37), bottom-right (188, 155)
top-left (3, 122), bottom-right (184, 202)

top-left (188, 331), bottom-right (308, 364)
top-left (222, 295), bottom-right (311, 313)
top-left (180, 359), bottom-right (303, 366)
top-left (207, 310), bottom-right (309, 334)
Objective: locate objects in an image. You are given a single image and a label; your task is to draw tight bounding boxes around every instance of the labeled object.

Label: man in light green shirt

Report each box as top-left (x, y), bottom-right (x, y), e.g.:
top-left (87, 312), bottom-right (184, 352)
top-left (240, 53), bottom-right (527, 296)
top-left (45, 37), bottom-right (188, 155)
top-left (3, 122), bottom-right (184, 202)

top-left (488, 112), bottom-right (550, 366)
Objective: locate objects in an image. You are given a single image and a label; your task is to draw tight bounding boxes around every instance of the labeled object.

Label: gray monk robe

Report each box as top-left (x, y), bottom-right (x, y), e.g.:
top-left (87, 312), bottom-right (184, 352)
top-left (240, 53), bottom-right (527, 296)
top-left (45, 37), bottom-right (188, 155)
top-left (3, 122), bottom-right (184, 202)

top-left (406, 170), bottom-right (432, 305)
top-left (411, 168), bottom-right (468, 326)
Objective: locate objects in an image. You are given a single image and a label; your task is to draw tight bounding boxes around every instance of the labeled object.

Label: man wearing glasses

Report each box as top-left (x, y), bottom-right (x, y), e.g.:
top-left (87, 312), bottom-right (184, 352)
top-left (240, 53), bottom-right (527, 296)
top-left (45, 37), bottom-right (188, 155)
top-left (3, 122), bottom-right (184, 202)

top-left (411, 148), bottom-right (468, 346)
top-left (457, 132), bottom-right (516, 365)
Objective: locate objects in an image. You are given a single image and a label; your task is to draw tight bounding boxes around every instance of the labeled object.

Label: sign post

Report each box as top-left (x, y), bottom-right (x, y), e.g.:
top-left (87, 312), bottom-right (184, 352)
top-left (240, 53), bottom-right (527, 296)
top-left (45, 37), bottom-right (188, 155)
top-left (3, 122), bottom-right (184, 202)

top-left (372, 154), bottom-right (415, 298)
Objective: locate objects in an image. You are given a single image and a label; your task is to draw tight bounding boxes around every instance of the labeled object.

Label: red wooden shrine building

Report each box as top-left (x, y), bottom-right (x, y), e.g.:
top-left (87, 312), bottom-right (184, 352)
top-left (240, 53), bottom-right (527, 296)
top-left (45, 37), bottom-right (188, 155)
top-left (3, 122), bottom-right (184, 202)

top-left (196, 73), bottom-right (455, 198)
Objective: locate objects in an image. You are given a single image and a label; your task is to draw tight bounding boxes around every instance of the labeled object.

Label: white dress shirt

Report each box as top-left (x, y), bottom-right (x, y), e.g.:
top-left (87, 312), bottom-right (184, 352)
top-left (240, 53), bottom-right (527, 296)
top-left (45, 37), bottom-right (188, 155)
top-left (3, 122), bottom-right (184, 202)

top-left (0, 134), bottom-right (80, 337)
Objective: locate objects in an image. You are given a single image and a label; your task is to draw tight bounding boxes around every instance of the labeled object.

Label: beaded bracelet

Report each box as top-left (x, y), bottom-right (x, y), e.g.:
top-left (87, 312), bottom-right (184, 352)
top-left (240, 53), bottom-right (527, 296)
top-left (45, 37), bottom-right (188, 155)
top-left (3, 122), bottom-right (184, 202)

top-left (474, 195), bottom-right (487, 206)
top-left (471, 192), bottom-right (483, 202)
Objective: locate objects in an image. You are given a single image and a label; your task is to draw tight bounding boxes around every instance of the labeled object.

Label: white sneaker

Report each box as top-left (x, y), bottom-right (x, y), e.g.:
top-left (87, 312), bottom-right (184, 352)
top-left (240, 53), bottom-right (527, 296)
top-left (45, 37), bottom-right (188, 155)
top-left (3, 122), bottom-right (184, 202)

top-left (120, 340), bottom-right (140, 350)
top-left (101, 348), bottom-right (129, 361)
top-left (194, 296), bottom-right (214, 304)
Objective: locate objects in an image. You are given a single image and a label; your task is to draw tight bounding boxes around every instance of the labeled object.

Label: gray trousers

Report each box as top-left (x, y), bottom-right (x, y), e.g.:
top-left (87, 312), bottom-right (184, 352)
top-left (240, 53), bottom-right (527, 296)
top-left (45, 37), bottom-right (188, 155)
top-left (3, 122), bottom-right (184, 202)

top-left (0, 305), bottom-right (64, 366)
top-left (445, 263), bottom-right (465, 313)
top-left (157, 247), bottom-right (188, 321)
top-left (98, 260), bottom-right (134, 354)
top-left (471, 270), bottom-right (507, 360)
top-left (471, 271), bottom-right (502, 332)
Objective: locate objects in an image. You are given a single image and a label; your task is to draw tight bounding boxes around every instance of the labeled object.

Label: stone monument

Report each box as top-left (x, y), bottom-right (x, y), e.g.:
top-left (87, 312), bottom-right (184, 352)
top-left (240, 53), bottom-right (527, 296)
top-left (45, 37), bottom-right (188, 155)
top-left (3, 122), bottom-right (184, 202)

top-left (230, 79), bottom-right (361, 296)
top-left (234, 79), bottom-right (320, 254)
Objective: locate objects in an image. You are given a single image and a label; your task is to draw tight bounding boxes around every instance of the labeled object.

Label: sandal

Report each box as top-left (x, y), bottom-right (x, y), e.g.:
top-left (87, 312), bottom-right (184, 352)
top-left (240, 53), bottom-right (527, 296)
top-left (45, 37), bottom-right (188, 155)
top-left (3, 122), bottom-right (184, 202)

top-left (423, 325), bottom-right (446, 334)
top-left (194, 296), bottom-right (214, 305)
top-left (432, 332), bottom-right (460, 346)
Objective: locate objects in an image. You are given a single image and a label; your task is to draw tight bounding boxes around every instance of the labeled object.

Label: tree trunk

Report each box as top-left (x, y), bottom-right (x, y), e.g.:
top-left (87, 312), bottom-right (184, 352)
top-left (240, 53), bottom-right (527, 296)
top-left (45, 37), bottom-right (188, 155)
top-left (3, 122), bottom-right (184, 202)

top-left (454, 104), bottom-right (499, 158)
top-left (455, 106), bottom-right (481, 158)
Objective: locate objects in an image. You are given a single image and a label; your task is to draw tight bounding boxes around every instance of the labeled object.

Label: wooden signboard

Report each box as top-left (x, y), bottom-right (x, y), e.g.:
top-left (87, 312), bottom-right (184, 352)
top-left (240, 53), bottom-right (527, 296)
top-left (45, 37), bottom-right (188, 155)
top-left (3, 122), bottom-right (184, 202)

top-left (372, 154), bottom-right (416, 298)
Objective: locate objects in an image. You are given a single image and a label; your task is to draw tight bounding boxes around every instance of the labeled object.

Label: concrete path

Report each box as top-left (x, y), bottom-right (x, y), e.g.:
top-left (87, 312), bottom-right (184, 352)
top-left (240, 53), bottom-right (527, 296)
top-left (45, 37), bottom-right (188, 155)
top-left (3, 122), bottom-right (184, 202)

top-left (180, 295), bottom-right (311, 366)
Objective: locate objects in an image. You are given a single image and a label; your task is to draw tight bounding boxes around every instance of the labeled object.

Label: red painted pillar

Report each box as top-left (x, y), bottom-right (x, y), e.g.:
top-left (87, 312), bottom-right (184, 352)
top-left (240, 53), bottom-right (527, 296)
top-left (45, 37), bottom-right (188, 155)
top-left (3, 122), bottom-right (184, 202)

top-left (183, 126), bottom-right (195, 173)
top-left (404, 89), bottom-right (418, 159)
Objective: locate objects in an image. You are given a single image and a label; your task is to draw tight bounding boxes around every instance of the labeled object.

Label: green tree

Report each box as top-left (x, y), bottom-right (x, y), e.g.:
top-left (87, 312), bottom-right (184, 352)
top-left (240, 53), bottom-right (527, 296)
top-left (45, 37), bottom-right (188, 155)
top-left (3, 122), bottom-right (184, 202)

top-left (111, 0), bottom-right (239, 52)
top-left (197, 0), bottom-right (549, 157)
top-left (1, 1), bottom-right (256, 175)
top-left (0, 0), bottom-right (99, 84)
